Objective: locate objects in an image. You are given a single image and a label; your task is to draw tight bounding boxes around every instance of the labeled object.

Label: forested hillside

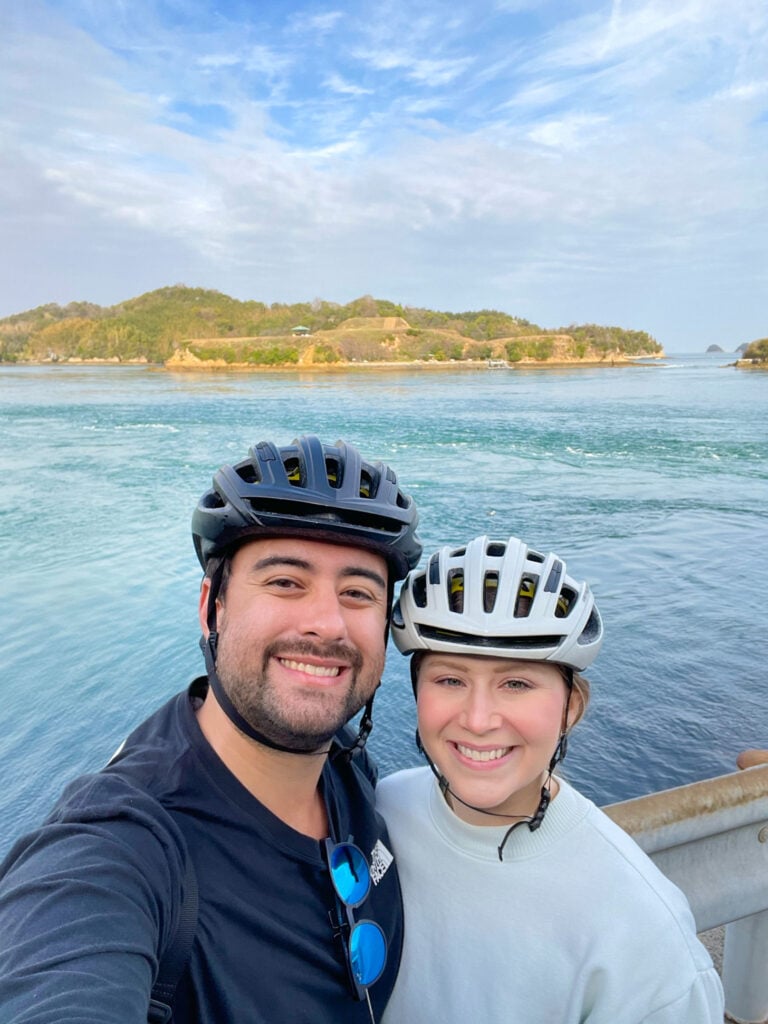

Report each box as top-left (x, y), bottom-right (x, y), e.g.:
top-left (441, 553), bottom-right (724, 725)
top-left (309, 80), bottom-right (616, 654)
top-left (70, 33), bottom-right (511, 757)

top-left (0, 285), bottom-right (663, 365)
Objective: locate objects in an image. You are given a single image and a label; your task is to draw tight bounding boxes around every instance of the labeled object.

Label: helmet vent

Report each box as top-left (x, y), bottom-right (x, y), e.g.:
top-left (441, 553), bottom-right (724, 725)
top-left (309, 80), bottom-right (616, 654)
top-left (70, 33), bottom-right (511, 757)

top-left (514, 575), bottom-right (537, 617)
top-left (242, 497), bottom-right (402, 534)
top-left (487, 542), bottom-right (506, 557)
top-left (544, 559), bottom-right (563, 593)
top-left (325, 457), bottom-right (342, 489)
top-left (483, 571), bottom-right (499, 613)
top-left (358, 467), bottom-right (377, 498)
top-left (447, 569), bottom-right (464, 612)
top-left (284, 456), bottom-right (302, 486)
top-left (577, 607), bottom-right (602, 645)
top-left (202, 490), bottom-right (226, 509)
top-left (237, 462), bottom-right (260, 485)
top-left (556, 586), bottom-right (576, 618)
top-left (428, 552), bottom-right (441, 585)
top-left (419, 625), bottom-right (564, 652)
top-left (412, 572), bottom-right (427, 608)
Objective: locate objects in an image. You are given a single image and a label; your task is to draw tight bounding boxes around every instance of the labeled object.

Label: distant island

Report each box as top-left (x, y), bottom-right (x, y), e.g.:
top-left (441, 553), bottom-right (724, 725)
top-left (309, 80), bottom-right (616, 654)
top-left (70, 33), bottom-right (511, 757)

top-left (0, 285), bottom-right (666, 368)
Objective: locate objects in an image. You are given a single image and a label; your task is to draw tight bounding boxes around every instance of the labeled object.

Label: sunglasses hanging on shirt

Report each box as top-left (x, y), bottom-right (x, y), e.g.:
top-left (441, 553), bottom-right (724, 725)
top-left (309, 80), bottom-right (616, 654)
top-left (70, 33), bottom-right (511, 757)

top-left (325, 837), bottom-right (387, 1024)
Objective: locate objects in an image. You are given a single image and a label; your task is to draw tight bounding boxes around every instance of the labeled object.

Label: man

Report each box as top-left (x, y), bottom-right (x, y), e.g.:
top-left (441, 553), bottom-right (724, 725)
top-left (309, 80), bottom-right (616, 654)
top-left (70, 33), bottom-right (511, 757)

top-left (0, 435), bottom-right (421, 1024)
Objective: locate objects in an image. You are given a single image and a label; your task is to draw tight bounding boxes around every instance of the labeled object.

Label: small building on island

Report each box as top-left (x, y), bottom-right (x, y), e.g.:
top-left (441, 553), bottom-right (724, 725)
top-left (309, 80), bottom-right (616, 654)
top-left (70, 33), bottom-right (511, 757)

top-left (291, 325), bottom-right (311, 336)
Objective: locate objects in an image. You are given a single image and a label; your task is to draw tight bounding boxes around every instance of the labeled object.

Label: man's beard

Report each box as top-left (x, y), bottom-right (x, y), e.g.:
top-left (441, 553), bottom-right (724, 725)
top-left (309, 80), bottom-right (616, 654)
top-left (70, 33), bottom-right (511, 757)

top-left (215, 636), bottom-right (384, 752)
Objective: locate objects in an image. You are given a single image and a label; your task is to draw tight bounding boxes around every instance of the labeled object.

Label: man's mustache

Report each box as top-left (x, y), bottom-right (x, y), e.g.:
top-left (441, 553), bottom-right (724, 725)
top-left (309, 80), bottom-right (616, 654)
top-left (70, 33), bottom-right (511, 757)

top-left (262, 639), bottom-right (364, 675)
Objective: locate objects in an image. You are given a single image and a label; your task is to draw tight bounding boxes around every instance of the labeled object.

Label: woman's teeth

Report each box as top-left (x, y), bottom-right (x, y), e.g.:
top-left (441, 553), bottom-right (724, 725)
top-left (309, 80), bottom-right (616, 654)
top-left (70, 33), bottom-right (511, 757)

top-left (456, 744), bottom-right (511, 762)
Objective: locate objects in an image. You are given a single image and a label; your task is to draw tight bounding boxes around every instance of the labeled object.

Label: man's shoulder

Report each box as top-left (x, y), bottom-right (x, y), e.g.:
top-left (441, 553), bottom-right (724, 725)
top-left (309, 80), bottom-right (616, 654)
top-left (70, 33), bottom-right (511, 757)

top-left (50, 766), bottom-right (171, 822)
top-left (101, 686), bottom-right (198, 786)
top-left (42, 687), bottom-right (198, 838)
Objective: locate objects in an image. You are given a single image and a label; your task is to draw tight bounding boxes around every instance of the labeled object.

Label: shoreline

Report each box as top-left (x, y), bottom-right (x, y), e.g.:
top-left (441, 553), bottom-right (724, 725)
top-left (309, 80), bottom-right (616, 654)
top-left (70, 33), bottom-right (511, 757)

top-left (4, 354), bottom-right (667, 373)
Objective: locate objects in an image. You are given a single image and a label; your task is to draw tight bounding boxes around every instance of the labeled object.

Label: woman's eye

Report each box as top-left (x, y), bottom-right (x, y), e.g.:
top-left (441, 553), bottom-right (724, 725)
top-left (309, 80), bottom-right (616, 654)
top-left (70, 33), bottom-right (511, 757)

top-left (434, 676), bottom-right (464, 688)
top-left (503, 678), bottom-right (531, 691)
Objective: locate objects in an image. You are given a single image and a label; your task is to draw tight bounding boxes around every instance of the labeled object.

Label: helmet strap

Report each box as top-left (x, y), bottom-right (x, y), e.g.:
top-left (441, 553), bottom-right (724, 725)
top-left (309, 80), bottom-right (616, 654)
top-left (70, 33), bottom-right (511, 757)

top-left (200, 632), bottom-right (329, 756)
top-left (331, 692), bottom-right (377, 765)
top-left (547, 670), bottom-right (574, 773)
top-left (548, 732), bottom-right (568, 773)
top-left (416, 729), bottom-right (452, 798)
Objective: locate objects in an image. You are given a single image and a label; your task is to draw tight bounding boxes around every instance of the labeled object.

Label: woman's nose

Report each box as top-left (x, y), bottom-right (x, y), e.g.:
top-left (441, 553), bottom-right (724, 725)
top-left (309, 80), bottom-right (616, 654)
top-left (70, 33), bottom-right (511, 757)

top-left (460, 689), bottom-right (501, 733)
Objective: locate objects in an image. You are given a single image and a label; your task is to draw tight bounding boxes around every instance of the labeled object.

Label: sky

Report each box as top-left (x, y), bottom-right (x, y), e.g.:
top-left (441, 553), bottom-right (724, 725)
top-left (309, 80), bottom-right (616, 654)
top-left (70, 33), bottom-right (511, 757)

top-left (2, 0), bottom-right (767, 352)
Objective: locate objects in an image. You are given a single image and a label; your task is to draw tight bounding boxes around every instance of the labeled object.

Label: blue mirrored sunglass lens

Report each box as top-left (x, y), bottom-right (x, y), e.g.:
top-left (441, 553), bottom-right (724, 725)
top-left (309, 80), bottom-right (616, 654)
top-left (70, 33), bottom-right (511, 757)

top-left (329, 843), bottom-right (370, 906)
top-left (349, 921), bottom-right (387, 987)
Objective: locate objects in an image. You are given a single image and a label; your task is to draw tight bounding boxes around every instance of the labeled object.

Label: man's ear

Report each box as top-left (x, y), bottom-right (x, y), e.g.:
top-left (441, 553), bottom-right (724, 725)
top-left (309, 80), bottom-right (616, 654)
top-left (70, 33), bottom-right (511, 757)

top-left (198, 576), bottom-right (212, 636)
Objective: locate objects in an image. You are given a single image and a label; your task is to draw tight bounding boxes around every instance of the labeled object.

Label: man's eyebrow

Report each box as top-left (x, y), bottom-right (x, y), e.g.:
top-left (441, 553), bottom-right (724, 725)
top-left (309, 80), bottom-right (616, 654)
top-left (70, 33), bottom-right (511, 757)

top-left (250, 556), bottom-right (386, 591)
top-left (251, 556), bottom-right (310, 572)
top-left (339, 566), bottom-right (387, 591)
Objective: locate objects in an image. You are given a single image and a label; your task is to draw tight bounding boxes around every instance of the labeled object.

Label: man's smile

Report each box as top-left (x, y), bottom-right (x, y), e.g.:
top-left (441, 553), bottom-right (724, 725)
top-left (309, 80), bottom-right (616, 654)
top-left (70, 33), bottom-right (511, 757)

top-left (278, 658), bottom-right (343, 678)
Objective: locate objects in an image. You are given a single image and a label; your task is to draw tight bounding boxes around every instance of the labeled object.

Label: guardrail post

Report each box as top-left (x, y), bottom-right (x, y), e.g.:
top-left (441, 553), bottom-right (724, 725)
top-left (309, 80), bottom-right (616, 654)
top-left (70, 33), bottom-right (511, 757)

top-left (603, 765), bottom-right (768, 1024)
top-left (722, 910), bottom-right (768, 1023)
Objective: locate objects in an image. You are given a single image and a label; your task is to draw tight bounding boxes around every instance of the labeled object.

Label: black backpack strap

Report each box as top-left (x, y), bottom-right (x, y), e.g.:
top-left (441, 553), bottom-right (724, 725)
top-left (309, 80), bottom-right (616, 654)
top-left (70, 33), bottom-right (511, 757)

top-left (148, 854), bottom-right (199, 1024)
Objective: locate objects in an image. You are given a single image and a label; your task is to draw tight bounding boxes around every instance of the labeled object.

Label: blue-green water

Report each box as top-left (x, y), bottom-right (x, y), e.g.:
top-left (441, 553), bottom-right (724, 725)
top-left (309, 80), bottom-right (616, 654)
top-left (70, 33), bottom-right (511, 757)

top-left (1, 355), bottom-right (766, 856)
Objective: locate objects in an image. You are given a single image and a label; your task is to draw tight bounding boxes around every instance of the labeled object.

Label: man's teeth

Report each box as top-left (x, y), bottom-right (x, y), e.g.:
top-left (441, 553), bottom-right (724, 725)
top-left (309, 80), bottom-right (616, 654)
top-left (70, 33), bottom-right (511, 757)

top-left (456, 743), bottom-right (510, 762)
top-left (280, 659), bottom-right (340, 677)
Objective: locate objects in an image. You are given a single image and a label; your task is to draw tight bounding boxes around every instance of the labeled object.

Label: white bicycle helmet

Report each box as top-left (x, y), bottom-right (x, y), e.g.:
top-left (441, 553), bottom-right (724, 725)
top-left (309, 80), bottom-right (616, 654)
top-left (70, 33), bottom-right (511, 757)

top-left (391, 535), bottom-right (603, 671)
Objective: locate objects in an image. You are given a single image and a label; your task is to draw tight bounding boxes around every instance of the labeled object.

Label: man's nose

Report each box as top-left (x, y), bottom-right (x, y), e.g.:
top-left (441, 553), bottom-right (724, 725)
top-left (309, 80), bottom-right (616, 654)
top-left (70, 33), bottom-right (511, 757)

top-left (297, 588), bottom-right (349, 641)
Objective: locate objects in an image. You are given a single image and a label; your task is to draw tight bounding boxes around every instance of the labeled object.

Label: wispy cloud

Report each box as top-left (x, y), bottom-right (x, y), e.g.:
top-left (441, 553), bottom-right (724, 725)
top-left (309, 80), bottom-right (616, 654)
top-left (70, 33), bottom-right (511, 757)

top-left (354, 47), bottom-right (475, 86)
top-left (289, 10), bottom-right (345, 33)
top-left (324, 73), bottom-right (373, 96)
top-left (527, 112), bottom-right (608, 149)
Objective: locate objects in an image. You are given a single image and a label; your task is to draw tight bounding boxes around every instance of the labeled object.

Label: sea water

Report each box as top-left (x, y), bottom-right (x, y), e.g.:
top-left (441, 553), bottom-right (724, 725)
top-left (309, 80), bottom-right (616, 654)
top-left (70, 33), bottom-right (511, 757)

top-left (1, 353), bottom-right (766, 855)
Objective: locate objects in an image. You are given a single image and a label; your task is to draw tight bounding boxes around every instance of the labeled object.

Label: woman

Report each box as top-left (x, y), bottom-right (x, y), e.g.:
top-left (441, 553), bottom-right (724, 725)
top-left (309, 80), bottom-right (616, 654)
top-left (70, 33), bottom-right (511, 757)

top-left (377, 535), bottom-right (723, 1024)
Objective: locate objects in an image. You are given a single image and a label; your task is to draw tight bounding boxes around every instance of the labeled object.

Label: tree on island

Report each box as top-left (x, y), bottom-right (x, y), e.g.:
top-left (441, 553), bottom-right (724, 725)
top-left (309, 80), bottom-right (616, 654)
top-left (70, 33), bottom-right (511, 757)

top-left (742, 337), bottom-right (768, 362)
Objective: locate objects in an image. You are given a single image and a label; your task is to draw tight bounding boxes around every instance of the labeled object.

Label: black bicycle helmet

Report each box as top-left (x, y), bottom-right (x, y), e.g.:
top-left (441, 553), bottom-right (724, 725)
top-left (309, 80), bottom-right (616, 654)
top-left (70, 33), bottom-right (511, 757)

top-left (192, 434), bottom-right (421, 580)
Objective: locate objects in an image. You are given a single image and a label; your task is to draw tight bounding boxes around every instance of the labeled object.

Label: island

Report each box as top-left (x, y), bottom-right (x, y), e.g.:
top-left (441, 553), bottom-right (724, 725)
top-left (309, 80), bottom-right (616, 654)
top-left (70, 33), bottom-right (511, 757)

top-left (0, 286), bottom-right (665, 369)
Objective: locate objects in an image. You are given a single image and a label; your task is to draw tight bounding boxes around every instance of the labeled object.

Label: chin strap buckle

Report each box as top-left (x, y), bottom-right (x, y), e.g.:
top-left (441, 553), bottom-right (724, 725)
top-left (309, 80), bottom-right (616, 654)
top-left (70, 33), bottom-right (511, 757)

top-left (528, 786), bottom-right (551, 832)
top-left (331, 697), bottom-right (375, 765)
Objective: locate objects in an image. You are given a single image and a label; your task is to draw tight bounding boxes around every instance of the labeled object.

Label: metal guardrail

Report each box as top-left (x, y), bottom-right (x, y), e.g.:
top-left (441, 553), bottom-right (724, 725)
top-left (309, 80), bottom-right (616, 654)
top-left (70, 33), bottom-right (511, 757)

top-left (603, 764), bottom-right (768, 1024)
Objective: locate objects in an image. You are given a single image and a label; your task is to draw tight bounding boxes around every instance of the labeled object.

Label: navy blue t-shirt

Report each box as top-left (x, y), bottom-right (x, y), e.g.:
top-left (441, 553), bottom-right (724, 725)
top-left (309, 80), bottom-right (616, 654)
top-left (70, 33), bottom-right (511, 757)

top-left (0, 679), bottom-right (403, 1023)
